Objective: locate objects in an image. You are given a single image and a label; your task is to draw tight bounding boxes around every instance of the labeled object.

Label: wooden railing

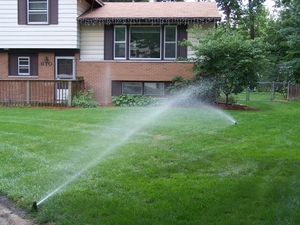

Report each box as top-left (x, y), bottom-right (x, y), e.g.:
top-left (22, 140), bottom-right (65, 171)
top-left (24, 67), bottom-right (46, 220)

top-left (0, 79), bottom-right (85, 107)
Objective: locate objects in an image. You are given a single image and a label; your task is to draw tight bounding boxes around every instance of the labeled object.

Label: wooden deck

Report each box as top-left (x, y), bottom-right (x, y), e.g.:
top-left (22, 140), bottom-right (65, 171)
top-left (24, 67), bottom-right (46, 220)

top-left (0, 79), bottom-right (85, 107)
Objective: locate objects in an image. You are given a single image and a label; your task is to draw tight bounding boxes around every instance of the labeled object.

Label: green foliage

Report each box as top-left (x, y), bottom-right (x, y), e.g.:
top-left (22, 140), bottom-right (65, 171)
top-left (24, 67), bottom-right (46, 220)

top-left (166, 76), bottom-right (220, 104)
top-left (111, 94), bottom-right (161, 107)
top-left (217, 93), bottom-right (238, 104)
top-left (278, 0), bottom-right (300, 83)
top-left (182, 25), bottom-right (270, 105)
top-left (71, 89), bottom-right (98, 108)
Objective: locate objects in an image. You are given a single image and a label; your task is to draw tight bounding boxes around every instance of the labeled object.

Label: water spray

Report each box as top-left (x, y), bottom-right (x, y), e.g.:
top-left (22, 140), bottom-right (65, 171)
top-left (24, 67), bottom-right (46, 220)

top-left (31, 82), bottom-right (237, 208)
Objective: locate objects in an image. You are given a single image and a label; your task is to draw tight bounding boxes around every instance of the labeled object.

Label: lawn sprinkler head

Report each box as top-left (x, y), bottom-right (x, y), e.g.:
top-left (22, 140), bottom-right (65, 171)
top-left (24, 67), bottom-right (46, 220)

top-left (234, 121), bottom-right (237, 125)
top-left (32, 201), bottom-right (38, 212)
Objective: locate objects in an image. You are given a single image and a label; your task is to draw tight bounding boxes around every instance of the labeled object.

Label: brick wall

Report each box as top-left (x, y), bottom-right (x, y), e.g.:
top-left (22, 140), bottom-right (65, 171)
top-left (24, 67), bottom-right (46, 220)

top-left (38, 53), bottom-right (55, 79)
top-left (1, 51), bottom-right (195, 105)
top-left (0, 52), bottom-right (9, 78)
top-left (76, 58), bottom-right (195, 105)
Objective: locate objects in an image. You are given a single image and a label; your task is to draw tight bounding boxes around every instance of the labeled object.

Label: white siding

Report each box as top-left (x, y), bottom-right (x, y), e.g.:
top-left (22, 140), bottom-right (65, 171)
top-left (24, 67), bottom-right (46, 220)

top-left (77, 0), bottom-right (91, 47)
top-left (80, 25), bottom-right (104, 61)
top-left (0, 0), bottom-right (81, 49)
top-left (187, 23), bottom-right (215, 59)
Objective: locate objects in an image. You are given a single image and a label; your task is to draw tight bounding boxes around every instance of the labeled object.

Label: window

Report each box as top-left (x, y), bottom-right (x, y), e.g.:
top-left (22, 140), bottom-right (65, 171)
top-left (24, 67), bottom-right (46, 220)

top-left (55, 57), bottom-right (75, 79)
top-left (130, 26), bottom-right (161, 59)
top-left (28, 0), bottom-right (48, 24)
top-left (144, 83), bottom-right (164, 96)
top-left (106, 25), bottom-right (187, 60)
top-left (122, 82), bottom-right (143, 95)
top-left (18, 57), bottom-right (30, 75)
top-left (18, 0), bottom-right (58, 25)
top-left (164, 26), bottom-right (177, 59)
top-left (121, 82), bottom-right (165, 96)
top-left (114, 26), bottom-right (126, 59)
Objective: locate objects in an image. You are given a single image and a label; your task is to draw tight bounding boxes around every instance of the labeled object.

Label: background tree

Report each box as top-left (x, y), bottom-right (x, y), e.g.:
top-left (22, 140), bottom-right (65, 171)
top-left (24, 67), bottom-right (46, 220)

top-left (277, 0), bottom-right (300, 82)
top-left (215, 0), bottom-right (242, 26)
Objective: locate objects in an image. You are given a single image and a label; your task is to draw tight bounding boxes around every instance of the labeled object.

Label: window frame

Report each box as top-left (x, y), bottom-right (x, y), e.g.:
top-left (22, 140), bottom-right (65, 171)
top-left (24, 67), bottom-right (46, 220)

top-left (18, 57), bottom-right (30, 76)
top-left (55, 56), bottom-right (76, 80)
top-left (121, 82), bottom-right (165, 96)
top-left (122, 82), bottom-right (143, 95)
top-left (114, 26), bottom-right (127, 59)
top-left (129, 26), bottom-right (162, 60)
top-left (27, 0), bottom-right (49, 24)
top-left (164, 26), bottom-right (177, 60)
top-left (144, 82), bottom-right (165, 96)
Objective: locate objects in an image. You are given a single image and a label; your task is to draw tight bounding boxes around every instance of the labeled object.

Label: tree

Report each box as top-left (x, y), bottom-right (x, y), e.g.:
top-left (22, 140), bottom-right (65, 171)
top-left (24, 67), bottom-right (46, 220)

top-left (215, 0), bottom-right (267, 39)
top-left (215, 0), bottom-right (242, 26)
top-left (278, 0), bottom-right (300, 83)
top-left (181, 25), bottom-right (270, 105)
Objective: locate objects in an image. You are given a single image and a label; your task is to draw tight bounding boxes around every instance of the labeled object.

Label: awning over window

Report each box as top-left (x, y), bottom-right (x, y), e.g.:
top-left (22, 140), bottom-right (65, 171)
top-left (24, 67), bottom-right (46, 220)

top-left (78, 2), bottom-right (221, 25)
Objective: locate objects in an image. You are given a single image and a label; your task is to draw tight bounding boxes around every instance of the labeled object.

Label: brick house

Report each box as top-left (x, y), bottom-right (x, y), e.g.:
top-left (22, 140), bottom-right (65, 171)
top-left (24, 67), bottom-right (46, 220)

top-left (0, 0), bottom-right (221, 105)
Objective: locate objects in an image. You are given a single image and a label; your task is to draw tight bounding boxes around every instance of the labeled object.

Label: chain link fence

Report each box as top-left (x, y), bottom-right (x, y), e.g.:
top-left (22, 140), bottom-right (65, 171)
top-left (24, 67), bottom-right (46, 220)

top-left (241, 82), bottom-right (300, 101)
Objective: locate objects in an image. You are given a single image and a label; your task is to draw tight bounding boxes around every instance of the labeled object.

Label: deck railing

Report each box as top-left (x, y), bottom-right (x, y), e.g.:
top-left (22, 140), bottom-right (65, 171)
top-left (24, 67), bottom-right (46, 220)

top-left (0, 79), bottom-right (85, 107)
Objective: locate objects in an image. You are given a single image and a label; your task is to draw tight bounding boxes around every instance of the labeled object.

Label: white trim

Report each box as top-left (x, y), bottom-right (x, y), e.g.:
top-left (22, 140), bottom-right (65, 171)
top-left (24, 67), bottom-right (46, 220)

top-left (114, 25), bottom-right (127, 59)
top-left (27, 0), bottom-right (49, 24)
top-left (55, 56), bottom-right (76, 80)
top-left (164, 25), bottom-right (177, 60)
top-left (18, 57), bottom-right (30, 76)
top-left (129, 26), bottom-right (162, 60)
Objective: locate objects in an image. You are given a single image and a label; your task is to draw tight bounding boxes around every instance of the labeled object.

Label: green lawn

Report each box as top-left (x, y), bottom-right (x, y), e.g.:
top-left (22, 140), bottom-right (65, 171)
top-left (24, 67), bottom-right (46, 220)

top-left (0, 101), bottom-right (300, 225)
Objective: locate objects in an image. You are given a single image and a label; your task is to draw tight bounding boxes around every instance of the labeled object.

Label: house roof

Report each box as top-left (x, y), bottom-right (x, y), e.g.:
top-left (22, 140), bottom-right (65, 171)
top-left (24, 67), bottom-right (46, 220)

top-left (78, 2), bottom-right (221, 25)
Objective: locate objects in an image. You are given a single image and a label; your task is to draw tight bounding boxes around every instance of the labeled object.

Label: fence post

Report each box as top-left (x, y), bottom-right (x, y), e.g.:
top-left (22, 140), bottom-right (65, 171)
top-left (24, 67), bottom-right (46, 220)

top-left (26, 81), bottom-right (30, 105)
top-left (271, 81), bottom-right (275, 101)
top-left (287, 82), bottom-right (290, 100)
top-left (68, 81), bottom-right (72, 107)
top-left (246, 86), bottom-right (250, 101)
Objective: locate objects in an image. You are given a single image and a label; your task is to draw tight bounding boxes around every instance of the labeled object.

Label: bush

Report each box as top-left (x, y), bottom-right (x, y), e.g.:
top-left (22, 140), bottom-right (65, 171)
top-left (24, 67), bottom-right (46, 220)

top-left (216, 94), bottom-right (238, 104)
top-left (72, 89), bottom-right (98, 108)
top-left (111, 94), bottom-right (161, 107)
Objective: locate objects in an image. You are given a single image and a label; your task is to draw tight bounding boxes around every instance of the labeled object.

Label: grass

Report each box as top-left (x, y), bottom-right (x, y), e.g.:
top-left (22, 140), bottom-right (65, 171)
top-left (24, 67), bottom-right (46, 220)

top-left (0, 101), bottom-right (300, 225)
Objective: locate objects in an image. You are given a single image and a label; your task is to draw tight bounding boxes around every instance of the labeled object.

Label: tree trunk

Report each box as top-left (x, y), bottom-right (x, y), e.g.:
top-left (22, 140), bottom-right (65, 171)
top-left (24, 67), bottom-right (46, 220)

top-left (225, 93), bottom-right (229, 106)
top-left (249, 0), bottom-right (255, 39)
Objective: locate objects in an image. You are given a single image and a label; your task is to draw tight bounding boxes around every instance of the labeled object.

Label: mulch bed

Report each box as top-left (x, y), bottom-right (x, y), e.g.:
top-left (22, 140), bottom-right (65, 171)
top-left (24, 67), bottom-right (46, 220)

top-left (213, 102), bottom-right (258, 111)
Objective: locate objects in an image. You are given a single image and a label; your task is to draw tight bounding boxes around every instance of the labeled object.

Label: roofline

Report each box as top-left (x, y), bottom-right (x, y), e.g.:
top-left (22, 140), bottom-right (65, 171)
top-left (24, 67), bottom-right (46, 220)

top-left (84, 0), bottom-right (105, 7)
top-left (77, 17), bottom-right (221, 26)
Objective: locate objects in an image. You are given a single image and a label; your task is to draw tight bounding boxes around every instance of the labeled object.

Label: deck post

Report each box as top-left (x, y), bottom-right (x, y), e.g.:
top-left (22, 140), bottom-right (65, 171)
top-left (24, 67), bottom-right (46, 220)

top-left (26, 81), bottom-right (30, 105)
top-left (68, 81), bottom-right (72, 106)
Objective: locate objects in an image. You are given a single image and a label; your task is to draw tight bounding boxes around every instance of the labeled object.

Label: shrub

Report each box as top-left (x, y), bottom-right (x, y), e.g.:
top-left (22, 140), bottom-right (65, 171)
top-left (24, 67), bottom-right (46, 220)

top-left (216, 94), bottom-right (238, 104)
top-left (111, 94), bottom-right (161, 107)
top-left (72, 89), bottom-right (98, 108)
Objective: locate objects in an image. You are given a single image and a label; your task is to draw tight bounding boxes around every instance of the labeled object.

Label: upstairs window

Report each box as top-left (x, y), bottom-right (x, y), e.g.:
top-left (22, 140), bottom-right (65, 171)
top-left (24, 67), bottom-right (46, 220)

top-left (130, 26), bottom-right (161, 59)
top-left (28, 0), bottom-right (48, 24)
top-left (114, 26), bottom-right (126, 59)
top-left (18, 0), bottom-right (58, 25)
top-left (164, 26), bottom-right (177, 59)
top-left (18, 57), bottom-right (30, 75)
top-left (105, 25), bottom-right (187, 60)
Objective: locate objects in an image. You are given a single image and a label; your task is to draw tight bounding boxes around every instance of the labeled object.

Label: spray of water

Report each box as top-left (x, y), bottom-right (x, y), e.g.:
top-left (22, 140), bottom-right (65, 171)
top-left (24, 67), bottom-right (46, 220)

top-left (36, 82), bottom-right (236, 206)
top-left (36, 105), bottom-right (173, 206)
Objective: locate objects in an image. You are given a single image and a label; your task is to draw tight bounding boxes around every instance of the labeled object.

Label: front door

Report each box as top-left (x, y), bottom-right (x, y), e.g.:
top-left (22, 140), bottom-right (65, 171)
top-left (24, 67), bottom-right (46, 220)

top-left (55, 57), bottom-right (75, 103)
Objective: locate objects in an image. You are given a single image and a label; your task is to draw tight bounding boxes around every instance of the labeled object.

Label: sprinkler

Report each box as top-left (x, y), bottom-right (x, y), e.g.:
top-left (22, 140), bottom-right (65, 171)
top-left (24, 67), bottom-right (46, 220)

top-left (32, 201), bottom-right (38, 212)
top-left (234, 121), bottom-right (237, 124)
